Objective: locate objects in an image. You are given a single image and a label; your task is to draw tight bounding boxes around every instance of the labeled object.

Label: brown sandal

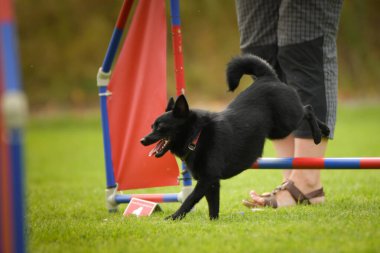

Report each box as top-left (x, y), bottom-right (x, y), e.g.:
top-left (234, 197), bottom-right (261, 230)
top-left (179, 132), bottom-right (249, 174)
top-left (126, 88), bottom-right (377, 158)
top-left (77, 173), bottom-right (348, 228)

top-left (243, 180), bottom-right (325, 209)
top-left (258, 181), bottom-right (287, 198)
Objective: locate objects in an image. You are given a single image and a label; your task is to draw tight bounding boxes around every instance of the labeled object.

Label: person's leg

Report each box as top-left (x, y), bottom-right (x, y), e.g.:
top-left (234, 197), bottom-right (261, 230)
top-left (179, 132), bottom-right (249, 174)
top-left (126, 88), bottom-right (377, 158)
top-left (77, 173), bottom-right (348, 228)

top-left (236, 0), bottom-right (294, 203)
top-left (273, 135), bottom-right (294, 180)
top-left (245, 136), bottom-right (294, 202)
top-left (243, 0), bottom-right (342, 208)
top-left (249, 138), bottom-right (327, 207)
top-left (292, 138), bottom-right (327, 189)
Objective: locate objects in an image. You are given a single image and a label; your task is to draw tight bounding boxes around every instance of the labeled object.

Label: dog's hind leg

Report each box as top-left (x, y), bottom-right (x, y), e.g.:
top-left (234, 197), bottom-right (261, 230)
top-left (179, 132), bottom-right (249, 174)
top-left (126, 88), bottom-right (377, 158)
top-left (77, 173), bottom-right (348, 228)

top-left (303, 105), bottom-right (322, 144)
top-left (166, 180), bottom-right (212, 220)
top-left (205, 180), bottom-right (220, 220)
top-left (316, 118), bottom-right (330, 137)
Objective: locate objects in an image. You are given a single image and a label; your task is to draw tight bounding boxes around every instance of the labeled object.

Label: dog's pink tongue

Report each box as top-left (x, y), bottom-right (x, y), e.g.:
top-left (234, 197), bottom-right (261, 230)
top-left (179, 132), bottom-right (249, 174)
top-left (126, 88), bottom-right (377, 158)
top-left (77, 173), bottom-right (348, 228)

top-left (148, 140), bottom-right (164, 157)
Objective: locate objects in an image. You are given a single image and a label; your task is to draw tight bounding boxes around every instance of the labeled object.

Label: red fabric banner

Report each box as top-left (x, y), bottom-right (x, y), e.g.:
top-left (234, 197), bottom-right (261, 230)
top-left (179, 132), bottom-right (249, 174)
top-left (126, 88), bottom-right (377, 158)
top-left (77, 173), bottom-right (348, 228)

top-left (108, 0), bottom-right (179, 190)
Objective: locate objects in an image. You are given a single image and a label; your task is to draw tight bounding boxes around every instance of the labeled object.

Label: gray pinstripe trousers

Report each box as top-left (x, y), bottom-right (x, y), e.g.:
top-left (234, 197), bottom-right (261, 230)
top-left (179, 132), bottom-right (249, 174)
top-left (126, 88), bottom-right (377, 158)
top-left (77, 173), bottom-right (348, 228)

top-left (235, 0), bottom-right (343, 139)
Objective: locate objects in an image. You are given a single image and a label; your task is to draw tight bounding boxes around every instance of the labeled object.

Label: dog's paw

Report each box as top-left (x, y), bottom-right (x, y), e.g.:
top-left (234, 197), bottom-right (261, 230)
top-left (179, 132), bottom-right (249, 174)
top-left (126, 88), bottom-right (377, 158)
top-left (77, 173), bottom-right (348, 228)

top-left (209, 215), bottom-right (219, 221)
top-left (321, 125), bottom-right (330, 137)
top-left (313, 134), bottom-right (322, 145)
top-left (164, 215), bottom-right (174, 220)
top-left (164, 213), bottom-right (185, 221)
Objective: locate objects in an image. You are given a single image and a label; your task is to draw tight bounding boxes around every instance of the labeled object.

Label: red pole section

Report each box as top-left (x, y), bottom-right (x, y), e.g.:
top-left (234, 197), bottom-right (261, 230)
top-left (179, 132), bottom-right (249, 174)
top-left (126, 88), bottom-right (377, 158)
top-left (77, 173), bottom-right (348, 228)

top-left (172, 26), bottom-right (186, 96)
top-left (116, 0), bottom-right (134, 30)
top-left (0, 0), bottom-right (13, 22)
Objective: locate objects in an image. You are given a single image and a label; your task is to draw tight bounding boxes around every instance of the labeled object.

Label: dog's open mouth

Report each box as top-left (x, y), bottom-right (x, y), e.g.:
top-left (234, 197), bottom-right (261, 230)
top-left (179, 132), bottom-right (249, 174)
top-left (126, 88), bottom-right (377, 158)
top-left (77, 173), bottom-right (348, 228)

top-left (148, 138), bottom-right (170, 158)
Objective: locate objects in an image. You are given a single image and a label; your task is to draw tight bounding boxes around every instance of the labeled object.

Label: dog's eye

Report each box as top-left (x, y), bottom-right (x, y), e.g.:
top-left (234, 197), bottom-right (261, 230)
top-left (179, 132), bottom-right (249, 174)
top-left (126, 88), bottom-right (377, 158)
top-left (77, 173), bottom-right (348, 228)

top-left (156, 124), bottom-right (168, 132)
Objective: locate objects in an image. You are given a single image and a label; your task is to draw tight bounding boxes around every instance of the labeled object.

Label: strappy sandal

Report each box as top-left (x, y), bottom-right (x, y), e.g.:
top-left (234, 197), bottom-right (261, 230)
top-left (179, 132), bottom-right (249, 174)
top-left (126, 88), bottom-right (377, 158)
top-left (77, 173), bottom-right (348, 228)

top-left (258, 181), bottom-right (287, 198)
top-left (242, 180), bottom-right (325, 209)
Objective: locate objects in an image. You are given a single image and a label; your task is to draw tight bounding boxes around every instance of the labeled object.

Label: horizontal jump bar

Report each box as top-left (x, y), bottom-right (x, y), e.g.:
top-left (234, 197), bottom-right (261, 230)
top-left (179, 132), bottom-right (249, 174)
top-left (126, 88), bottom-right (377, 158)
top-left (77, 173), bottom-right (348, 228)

top-left (252, 157), bottom-right (380, 169)
top-left (115, 193), bottom-right (179, 203)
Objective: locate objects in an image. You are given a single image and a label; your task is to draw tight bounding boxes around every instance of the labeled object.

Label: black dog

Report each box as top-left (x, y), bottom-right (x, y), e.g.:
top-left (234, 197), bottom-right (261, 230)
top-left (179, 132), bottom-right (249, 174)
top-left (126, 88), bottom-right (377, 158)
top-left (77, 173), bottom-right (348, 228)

top-left (141, 54), bottom-right (330, 220)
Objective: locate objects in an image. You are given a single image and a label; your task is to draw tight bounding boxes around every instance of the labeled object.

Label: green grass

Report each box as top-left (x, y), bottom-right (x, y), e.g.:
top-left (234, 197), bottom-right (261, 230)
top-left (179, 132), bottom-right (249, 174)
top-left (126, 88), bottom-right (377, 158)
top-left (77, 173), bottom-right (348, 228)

top-left (27, 104), bottom-right (380, 253)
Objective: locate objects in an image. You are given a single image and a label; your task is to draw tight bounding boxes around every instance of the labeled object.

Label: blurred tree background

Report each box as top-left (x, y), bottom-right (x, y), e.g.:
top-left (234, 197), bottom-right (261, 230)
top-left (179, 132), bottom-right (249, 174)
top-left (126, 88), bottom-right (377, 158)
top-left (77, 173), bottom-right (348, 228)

top-left (15, 0), bottom-right (380, 112)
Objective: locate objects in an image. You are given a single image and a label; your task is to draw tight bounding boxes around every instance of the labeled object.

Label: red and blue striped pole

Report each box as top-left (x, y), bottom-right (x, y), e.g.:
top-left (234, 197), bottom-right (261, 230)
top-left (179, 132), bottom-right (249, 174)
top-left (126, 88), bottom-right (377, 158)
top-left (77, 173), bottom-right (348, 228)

top-left (170, 0), bottom-right (193, 189)
top-left (1, 0), bottom-right (28, 252)
top-left (252, 157), bottom-right (380, 169)
top-left (170, 0), bottom-right (186, 97)
top-left (97, 0), bottom-right (134, 189)
top-left (112, 157), bottom-right (380, 204)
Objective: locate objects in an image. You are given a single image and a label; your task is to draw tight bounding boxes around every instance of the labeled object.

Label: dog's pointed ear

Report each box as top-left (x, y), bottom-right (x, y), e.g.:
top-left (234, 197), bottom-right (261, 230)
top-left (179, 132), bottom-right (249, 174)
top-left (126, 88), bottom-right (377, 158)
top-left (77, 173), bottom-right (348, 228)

top-left (165, 97), bottom-right (175, 112)
top-left (173, 95), bottom-right (189, 118)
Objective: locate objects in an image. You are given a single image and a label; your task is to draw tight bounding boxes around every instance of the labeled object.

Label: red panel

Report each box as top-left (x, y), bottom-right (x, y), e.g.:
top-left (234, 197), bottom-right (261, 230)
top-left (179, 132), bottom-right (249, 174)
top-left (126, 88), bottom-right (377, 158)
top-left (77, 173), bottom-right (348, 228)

top-left (108, 0), bottom-right (179, 190)
top-left (293, 157), bottom-right (325, 169)
top-left (360, 158), bottom-right (380, 169)
top-left (0, 0), bottom-right (13, 22)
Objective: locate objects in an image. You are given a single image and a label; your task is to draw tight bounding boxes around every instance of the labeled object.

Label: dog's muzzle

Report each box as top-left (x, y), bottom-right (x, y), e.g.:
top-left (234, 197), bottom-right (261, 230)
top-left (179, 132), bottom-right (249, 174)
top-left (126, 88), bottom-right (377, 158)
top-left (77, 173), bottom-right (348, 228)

top-left (140, 135), bottom-right (170, 158)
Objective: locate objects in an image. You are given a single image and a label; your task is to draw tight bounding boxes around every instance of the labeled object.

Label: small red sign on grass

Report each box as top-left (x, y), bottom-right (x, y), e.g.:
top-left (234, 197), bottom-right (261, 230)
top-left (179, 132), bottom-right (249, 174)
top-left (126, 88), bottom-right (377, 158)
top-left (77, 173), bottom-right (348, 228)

top-left (123, 198), bottom-right (159, 217)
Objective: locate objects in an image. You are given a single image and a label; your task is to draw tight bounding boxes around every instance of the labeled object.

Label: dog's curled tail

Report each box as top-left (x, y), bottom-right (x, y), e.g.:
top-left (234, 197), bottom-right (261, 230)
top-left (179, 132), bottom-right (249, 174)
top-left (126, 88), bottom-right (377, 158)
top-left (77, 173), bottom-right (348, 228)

top-left (226, 54), bottom-right (278, 92)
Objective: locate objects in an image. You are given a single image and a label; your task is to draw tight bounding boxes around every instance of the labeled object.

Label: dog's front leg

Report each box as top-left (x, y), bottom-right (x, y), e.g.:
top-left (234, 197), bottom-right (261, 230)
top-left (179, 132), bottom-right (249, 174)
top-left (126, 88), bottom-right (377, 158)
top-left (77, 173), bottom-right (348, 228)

top-left (205, 180), bottom-right (220, 220)
top-left (166, 180), bottom-right (211, 220)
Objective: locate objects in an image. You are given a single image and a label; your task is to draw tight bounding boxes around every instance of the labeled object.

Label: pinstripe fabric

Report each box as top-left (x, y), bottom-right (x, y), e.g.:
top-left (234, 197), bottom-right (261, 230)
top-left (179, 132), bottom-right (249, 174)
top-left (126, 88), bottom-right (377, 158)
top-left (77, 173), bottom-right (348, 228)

top-left (235, 0), bottom-right (343, 139)
top-left (235, 0), bottom-right (280, 47)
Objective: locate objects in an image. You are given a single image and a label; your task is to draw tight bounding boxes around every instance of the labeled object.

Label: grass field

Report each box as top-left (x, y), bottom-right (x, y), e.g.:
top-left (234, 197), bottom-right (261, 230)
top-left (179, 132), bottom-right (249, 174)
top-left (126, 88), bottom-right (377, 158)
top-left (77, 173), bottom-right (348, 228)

top-left (27, 104), bottom-right (380, 253)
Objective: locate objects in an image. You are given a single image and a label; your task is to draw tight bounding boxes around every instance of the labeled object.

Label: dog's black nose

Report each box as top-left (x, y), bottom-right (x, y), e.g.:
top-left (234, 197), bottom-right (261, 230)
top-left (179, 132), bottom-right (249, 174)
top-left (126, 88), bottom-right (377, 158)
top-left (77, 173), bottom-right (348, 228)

top-left (140, 138), bottom-right (147, 145)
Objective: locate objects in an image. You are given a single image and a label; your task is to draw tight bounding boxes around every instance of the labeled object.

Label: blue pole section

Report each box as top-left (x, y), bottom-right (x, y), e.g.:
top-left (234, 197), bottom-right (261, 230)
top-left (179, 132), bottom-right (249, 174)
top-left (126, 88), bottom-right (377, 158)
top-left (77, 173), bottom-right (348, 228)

top-left (9, 129), bottom-right (26, 253)
top-left (98, 87), bottom-right (116, 188)
top-left (254, 158), bottom-right (294, 169)
top-left (115, 193), bottom-right (180, 203)
top-left (182, 162), bottom-right (192, 186)
top-left (1, 23), bottom-right (21, 91)
top-left (98, 0), bottom-right (134, 190)
top-left (1, 21), bottom-right (27, 253)
top-left (324, 158), bottom-right (361, 169)
top-left (101, 28), bottom-right (124, 73)
top-left (170, 0), bottom-right (181, 26)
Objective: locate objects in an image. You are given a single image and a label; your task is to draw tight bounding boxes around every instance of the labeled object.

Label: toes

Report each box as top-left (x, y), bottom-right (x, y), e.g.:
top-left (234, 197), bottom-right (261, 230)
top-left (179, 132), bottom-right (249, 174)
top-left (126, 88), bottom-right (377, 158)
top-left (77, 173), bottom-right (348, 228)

top-left (242, 199), bottom-right (256, 208)
top-left (249, 190), bottom-right (260, 198)
top-left (251, 194), bottom-right (265, 205)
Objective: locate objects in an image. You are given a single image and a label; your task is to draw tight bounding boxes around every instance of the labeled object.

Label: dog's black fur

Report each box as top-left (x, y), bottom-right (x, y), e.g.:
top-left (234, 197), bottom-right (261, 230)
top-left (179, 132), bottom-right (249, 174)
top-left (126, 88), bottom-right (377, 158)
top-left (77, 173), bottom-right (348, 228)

top-left (141, 54), bottom-right (330, 220)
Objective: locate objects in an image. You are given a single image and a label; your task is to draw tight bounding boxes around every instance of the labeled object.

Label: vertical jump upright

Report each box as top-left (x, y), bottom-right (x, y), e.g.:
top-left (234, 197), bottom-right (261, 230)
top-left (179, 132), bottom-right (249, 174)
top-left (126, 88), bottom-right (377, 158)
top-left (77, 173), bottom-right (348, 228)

top-left (97, 0), bottom-right (193, 212)
top-left (170, 0), bottom-right (193, 195)
top-left (97, 0), bottom-right (134, 212)
top-left (97, 0), bottom-right (133, 192)
top-left (0, 0), bottom-right (28, 251)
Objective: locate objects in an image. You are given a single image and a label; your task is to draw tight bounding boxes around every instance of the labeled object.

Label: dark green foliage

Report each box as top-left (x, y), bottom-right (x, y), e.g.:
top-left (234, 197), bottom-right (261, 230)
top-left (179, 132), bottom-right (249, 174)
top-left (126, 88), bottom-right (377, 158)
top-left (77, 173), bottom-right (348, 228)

top-left (14, 0), bottom-right (380, 110)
